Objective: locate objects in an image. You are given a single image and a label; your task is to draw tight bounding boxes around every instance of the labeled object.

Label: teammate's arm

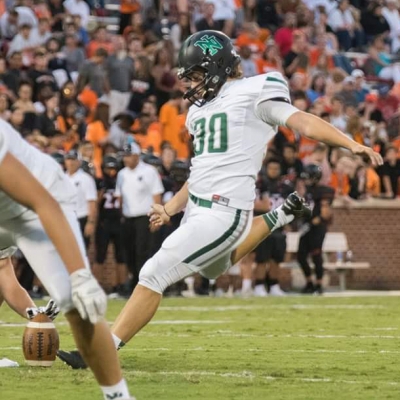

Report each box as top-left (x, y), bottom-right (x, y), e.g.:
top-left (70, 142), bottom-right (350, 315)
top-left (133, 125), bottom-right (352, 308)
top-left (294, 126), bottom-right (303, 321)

top-left (0, 257), bottom-right (35, 318)
top-left (0, 152), bottom-right (106, 323)
top-left (0, 152), bottom-right (86, 274)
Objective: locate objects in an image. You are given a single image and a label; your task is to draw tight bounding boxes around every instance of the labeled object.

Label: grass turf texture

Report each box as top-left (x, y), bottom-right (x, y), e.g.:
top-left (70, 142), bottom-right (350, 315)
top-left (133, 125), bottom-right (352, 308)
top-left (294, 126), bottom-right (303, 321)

top-left (1, 296), bottom-right (400, 400)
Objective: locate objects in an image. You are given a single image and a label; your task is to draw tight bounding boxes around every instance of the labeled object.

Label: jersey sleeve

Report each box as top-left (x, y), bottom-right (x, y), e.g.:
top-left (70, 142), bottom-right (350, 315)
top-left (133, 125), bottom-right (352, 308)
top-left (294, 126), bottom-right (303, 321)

top-left (150, 166), bottom-right (164, 195)
top-left (255, 72), bottom-right (291, 107)
top-left (115, 172), bottom-right (122, 197)
top-left (84, 174), bottom-right (98, 202)
top-left (0, 130), bottom-right (9, 166)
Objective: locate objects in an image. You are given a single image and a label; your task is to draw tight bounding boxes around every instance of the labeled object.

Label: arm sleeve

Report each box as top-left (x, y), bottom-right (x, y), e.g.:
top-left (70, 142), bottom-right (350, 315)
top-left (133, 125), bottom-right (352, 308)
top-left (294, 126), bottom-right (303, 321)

top-left (115, 172), bottom-right (122, 197)
top-left (255, 99), bottom-right (300, 127)
top-left (84, 175), bottom-right (98, 201)
top-left (150, 167), bottom-right (164, 195)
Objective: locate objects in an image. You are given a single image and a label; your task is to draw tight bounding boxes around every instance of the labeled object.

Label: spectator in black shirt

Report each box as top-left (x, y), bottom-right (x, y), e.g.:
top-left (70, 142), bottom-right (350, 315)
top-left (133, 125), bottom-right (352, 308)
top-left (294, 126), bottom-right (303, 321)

top-left (361, 1), bottom-right (390, 43)
top-left (48, 0), bottom-right (66, 32)
top-left (284, 29), bottom-right (309, 79)
top-left (1, 51), bottom-right (24, 102)
top-left (380, 146), bottom-right (400, 198)
top-left (280, 143), bottom-right (304, 185)
top-left (360, 93), bottom-right (384, 124)
top-left (195, 0), bottom-right (224, 32)
top-left (34, 92), bottom-right (59, 137)
top-left (27, 48), bottom-right (58, 101)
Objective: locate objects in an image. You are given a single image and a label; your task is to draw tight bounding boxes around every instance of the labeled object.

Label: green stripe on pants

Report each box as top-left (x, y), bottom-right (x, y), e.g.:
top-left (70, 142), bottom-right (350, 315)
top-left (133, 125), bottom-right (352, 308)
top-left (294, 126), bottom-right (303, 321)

top-left (183, 209), bottom-right (242, 264)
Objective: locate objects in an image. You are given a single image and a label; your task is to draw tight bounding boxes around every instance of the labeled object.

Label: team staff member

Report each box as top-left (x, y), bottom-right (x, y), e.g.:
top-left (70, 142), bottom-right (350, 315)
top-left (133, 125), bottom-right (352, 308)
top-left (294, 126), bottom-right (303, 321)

top-left (115, 143), bottom-right (164, 291)
top-left (65, 149), bottom-right (97, 249)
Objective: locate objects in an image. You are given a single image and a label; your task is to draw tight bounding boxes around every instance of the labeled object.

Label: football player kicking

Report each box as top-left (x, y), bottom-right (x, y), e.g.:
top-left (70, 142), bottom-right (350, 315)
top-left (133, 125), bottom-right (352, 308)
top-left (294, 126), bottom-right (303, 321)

top-left (57, 30), bottom-right (382, 369)
top-left (0, 120), bottom-right (134, 399)
top-left (0, 250), bottom-right (59, 367)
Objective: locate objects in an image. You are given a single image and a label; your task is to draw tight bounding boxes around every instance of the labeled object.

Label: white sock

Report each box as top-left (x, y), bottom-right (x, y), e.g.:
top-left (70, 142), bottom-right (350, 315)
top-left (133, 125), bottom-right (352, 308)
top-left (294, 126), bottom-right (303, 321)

top-left (112, 333), bottom-right (123, 350)
top-left (263, 206), bottom-right (295, 233)
top-left (255, 284), bottom-right (265, 291)
top-left (101, 378), bottom-right (130, 400)
top-left (242, 278), bottom-right (252, 292)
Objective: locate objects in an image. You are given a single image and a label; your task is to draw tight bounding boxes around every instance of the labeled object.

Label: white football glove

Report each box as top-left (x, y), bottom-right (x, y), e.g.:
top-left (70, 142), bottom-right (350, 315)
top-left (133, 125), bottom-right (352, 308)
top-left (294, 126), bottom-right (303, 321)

top-left (26, 299), bottom-right (60, 320)
top-left (70, 269), bottom-right (107, 324)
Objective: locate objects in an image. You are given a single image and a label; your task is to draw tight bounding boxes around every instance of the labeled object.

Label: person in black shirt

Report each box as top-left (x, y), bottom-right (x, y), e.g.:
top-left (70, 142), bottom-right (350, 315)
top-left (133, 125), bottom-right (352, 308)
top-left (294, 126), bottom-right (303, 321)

top-left (298, 164), bottom-right (335, 294)
top-left (195, 0), bottom-right (224, 32)
top-left (27, 48), bottom-right (58, 102)
top-left (284, 30), bottom-right (309, 79)
top-left (379, 146), bottom-right (400, 198)
top-left (254, 159), bottom-right (294, 296)
top-left (280, 143), bottom-right (304, 186)
top-left (94, 155), bottom-right (125, 295)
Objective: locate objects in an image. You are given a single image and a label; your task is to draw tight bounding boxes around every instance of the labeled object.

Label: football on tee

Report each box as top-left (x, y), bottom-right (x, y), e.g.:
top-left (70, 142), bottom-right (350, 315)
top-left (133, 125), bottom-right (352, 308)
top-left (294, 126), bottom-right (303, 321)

top-left (22, 313), bottom-right (59, 367)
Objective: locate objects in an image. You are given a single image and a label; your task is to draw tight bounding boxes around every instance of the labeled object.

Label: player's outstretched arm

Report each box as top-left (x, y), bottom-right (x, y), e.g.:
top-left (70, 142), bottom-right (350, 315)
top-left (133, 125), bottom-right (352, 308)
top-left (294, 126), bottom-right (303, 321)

top-left (286, 111), bottom-right (383, 166)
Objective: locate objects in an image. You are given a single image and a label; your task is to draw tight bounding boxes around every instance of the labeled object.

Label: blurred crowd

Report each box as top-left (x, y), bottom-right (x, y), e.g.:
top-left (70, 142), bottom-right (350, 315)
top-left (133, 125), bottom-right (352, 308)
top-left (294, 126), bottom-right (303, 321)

top-left (2, 0), bottom-right (400, 296)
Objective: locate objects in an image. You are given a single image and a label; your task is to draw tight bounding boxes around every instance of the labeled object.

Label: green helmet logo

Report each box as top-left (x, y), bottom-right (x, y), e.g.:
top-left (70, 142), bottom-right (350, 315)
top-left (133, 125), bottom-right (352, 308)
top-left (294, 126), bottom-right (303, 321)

top-left (194, 35), bottom-right (223, 56)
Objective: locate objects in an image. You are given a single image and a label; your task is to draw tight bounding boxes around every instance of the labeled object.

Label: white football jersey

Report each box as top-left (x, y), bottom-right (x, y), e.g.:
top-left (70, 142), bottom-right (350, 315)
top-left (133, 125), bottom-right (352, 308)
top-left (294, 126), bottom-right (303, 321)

top-left (186, 72), bottom-right (291, 210)
top-left (0, 119), bottom-right (76, 222)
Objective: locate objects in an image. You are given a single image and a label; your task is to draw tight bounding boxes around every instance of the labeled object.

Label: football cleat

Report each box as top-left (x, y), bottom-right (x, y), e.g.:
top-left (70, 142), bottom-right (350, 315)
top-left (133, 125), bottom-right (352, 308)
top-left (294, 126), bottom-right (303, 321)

top-left (57, 350), bottom-right (87, 369)
top-left (282, 191), bottom-right (312, 219)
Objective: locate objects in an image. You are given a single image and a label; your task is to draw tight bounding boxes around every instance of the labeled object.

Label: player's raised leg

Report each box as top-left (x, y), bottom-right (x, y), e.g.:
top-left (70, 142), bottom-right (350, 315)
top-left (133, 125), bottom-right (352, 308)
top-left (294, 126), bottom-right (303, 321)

top-left (231, 192), bottom-right (310, 264)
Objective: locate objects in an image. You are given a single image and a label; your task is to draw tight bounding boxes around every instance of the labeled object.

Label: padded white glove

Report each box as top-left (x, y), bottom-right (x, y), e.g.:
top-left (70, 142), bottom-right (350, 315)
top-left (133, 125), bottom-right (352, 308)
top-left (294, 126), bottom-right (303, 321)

top-left (70, 269), bottom-right (107, 324)
top-left (26, 299), bottom-right (60, 320)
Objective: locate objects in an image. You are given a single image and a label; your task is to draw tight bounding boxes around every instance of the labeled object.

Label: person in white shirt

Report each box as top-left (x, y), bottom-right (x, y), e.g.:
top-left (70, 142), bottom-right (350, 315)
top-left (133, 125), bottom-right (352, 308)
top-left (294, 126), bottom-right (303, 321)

top-left (7, 23), bottom-right (38, 57)
top-left (65, 149), bottom-right (98, 249)
top-left (0, 7), bottom-right (38, 40)
top-left (328, 0), bottom-right (363, 51)
top-left (382, 0), bottom-right (400, 53)
top-left (63, 0), bottom-right (90, 29)
top-left (115, 143), bottom-right (164, 292)
top-left (0, 119), bottom-right (134, 399)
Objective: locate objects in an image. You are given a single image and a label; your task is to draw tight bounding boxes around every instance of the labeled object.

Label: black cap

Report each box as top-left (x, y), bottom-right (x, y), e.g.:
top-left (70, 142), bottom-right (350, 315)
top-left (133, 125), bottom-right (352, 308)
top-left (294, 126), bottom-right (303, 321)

top-left (65, 149), bottom-right (79, 160)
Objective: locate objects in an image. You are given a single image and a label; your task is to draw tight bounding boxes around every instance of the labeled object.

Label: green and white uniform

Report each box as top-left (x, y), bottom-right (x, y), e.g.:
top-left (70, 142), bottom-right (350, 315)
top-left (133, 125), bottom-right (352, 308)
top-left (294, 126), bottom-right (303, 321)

top-left (139, 72), bottom-right (298, 293)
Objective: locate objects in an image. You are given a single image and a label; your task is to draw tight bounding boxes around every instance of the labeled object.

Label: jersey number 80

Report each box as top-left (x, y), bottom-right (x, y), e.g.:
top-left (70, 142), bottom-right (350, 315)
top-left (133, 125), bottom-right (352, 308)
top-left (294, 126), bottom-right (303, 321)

top-left (193, 112), bottom-right (228, 156)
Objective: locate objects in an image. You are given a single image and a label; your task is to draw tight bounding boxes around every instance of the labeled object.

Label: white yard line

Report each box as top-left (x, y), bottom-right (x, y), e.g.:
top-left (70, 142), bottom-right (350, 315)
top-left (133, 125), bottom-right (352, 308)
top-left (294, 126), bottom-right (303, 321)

top-left (158, 304), bottom-right (385, 311)
top-left (2, 346), bottom-right (400, 355)
top-left (130, 370), bottom-right (400, 386)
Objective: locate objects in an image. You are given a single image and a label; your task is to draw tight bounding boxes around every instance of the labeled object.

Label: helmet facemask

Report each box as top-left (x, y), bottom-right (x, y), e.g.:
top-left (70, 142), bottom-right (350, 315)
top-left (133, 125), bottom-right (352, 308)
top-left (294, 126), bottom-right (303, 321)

top-left (178, 56), bottom-right (236, 107)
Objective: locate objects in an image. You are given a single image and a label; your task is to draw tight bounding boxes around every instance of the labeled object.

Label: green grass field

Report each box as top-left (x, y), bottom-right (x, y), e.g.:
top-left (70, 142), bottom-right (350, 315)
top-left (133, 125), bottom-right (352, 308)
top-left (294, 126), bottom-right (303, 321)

top-left (1, 295), bottom-right (400, 400)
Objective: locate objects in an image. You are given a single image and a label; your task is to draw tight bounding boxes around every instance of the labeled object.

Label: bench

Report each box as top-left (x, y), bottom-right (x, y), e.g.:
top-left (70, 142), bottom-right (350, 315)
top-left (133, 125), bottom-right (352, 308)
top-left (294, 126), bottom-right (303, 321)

top-left (281, 232), bottom-right (370, 291)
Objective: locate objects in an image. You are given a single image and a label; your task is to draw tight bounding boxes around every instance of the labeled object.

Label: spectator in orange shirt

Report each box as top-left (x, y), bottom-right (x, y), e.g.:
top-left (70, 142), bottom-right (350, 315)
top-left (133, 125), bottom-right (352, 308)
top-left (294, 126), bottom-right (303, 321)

top-left (86, 26), bottom-right (114, 59)
top-left (235, 22), bottom-right (267, 55)
top-left (255, 43), bottom-right (284, 74)
top-left (159, 91), bottom-right (189, 158)
top-left (85, 101), bottom-right (110, 177)
top-left (330, 156), bottom-right (355, 197)
top-left (309, 33), bottom-right (335, 73)
top-left (132, 113), bottom-right (162, 155)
